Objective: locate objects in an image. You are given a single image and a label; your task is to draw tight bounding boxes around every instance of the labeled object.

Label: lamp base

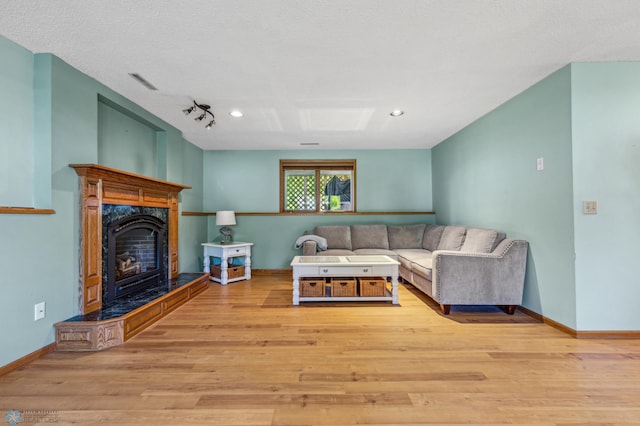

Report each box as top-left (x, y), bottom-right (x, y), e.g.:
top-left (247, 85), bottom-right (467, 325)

top-left (220, 226), bottom-right (233, 243)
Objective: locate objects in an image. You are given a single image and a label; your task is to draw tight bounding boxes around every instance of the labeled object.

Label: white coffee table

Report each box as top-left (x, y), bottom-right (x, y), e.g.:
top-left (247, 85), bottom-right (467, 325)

top-left (290, 255), bottom-right (400, 305)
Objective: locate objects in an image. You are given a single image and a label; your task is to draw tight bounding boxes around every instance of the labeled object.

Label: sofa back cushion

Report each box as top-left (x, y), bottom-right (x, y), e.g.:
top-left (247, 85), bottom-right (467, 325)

top-left (422, 224), bottom-right (445, 251)
top-left (351, 224), bottom-right (389, 250)
top-left (436, 226), bottom-right (466, 251)
top-left (388, 224), bottom-right (426, 249)
top-left (460, 228), bottom-right (498, 253)
top-left (314, 226), bottom-right (352, 250)
top-left (493, 232), bottom-right (507, 251)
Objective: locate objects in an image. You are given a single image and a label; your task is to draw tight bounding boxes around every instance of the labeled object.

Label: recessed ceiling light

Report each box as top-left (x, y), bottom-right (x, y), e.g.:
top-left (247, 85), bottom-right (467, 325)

top-left (229, 110), bottom-right (244, 118)
top-left (390, 110), bottom-right (404, 117)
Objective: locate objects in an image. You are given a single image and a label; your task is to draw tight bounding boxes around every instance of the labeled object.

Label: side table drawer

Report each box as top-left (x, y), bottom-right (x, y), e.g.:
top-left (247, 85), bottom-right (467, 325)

top-left (317, 265), bottom-right (373, 276)
top-left (227, 246), bottom-right (249, 256)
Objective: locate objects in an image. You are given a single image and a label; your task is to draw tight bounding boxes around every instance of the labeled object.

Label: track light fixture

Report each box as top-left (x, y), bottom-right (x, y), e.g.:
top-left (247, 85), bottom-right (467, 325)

top-left (183, 101), bottom-right (216, 130)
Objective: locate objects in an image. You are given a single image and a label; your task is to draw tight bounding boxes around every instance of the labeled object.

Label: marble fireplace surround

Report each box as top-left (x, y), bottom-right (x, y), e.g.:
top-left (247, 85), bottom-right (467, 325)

top-left (54, 164), bottom-right (208, 351)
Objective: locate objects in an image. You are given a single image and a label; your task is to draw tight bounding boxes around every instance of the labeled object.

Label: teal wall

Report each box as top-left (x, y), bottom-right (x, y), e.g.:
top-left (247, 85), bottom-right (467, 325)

top-left (33, 54), bottom-right (53, 207)
top-left (433, 66), bottom-right (577, 328)
top-left (571, 63), bottom-right (640, 330)
top-left (0, 36), bottom-right (34, 206)
top-left (434, 63), bottom-right (640, 331)
top-left (180, 140), bottom-right (207, 273)
top-left (98, 99), bottom-right (159, 177)
top-left (0, 35), bottom-right (205, 368)
top-left (203, 149), bottom-right (434, 269)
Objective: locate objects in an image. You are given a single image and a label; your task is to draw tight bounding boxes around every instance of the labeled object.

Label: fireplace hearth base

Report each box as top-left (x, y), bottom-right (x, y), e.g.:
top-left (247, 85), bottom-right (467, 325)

top-left (54, 273), bottom-right (208, 351)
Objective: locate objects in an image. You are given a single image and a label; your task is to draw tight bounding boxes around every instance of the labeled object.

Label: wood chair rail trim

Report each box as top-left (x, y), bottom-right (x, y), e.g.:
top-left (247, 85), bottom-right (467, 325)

top-left (0, 207), bottom-right (55, 215)
top-left (182, 211), bottom-right (435, 216)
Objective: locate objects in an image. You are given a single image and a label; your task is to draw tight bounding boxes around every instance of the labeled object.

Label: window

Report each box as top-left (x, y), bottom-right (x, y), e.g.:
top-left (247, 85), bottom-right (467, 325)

top-left (280, 160), bottom-right (356, 213)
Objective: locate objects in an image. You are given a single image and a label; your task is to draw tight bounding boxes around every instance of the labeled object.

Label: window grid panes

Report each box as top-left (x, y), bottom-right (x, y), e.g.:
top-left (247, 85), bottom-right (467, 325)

top-left (280, 160), bottom-right (356, 213)
top-left (285, 172), bottom-right (316, 211)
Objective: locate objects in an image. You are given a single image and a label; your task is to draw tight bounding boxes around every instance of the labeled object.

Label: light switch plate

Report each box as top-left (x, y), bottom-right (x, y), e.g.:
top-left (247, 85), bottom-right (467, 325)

top-left (536, 157), bottom-right (544, 171)
top-left (34, 302), bottom-right (45, 321)
top-left (584, 201), bottom-right (598, 215)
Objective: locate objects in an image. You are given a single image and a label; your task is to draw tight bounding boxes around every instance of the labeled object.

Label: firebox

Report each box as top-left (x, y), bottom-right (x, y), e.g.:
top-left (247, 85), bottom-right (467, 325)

top-left (102, 206), bottom-right (168, 304)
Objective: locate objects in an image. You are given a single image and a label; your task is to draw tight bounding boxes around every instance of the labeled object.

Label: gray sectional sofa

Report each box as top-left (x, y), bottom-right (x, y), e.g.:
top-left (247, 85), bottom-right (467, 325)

top-left (298, 224), bottom-right (528, 314)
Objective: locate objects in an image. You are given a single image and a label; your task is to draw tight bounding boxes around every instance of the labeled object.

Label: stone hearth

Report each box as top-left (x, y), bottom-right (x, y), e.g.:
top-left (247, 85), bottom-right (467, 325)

top-left (55, 272), bottom-right (208, 351)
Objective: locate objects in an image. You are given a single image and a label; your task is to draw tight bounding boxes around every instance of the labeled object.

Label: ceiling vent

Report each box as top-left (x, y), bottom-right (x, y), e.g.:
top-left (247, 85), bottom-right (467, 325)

top-left (128, 73), bottom-right (158, 91)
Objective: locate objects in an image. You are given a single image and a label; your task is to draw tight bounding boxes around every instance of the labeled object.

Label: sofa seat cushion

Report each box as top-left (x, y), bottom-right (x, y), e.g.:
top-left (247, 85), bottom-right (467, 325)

top-left (395, 255), bottom-right (414, 270)
top-left (460, 228), bottom-right (498, 253)
top-left (314, 225), bottom-right (352, 250)
top-left (352, 248), bottom-right (397, 259)
top-left (394, 249), bottom-right (433, 280)
top-left (321, 249), bottom-right (356, 256)
top-left (351, 224), bottom-right (389, 250)
top-left (437, 226), bottom-right (466, 251)
top-left (394, 248), bottom-right (432, 262)
top-left (388, 224), bottom-right (426, 249)
top-left (411, 257), bottom-right (433, 280)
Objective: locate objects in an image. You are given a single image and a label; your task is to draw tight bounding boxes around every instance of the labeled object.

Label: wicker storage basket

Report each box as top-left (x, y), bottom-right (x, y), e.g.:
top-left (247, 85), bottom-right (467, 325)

top-left (330, 277), bottom-right (357, 297)
top-left (358, 277), bottom-right (387, 297)
top-left (300, 277), bottom-right (326, 297)
top-left (210, 265), bottom-right (245, 280)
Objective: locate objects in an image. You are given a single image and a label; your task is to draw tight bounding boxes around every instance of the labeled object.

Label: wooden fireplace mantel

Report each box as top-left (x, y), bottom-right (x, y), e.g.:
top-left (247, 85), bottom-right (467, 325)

top-left (70, 164), bottom-right (191, 314)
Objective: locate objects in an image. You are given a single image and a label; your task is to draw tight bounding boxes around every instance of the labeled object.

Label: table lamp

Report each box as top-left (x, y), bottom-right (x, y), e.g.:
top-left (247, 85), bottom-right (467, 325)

top-left (216, 210), bottom-right (236, 243)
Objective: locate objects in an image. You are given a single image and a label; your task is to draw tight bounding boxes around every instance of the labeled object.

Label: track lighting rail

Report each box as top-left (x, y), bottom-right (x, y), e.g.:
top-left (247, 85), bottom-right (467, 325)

top-left (183, 101), bottom-right (215, 129)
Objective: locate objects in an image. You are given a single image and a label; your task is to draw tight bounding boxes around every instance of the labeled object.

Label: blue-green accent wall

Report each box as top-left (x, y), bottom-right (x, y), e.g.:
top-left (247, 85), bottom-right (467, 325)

top-left (98, 99), bottom-right (159, 177)
top-left (180, 141), bottom-right (207, 273)
top-left (0, 36), bottom-right (34, 207)
top-left (433, 66), bottom-right (576, 328)
top-left (33, 54), bottom-right (53, 208)
top-left (434, 63), bottom-right (640, 331)
top-left (203, 149), bottom-right (434, 269)
top-left (0, 35), bottom-right (205, 367)
top-left (571, 63), bottom-right (640, 330)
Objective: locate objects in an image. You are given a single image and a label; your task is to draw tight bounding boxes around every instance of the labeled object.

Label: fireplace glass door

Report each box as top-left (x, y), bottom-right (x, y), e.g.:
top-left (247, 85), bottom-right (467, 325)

top-left (106, 214), bottom-right (166, 302)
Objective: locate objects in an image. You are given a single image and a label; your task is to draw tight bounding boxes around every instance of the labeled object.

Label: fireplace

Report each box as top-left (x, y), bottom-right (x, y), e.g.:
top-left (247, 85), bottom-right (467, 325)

top-left (102, 205), bottom-right (169, 304)
top-left (70, 164), bottom-right (191, 314)
top-left (57, 164), bottom-right (209, 352)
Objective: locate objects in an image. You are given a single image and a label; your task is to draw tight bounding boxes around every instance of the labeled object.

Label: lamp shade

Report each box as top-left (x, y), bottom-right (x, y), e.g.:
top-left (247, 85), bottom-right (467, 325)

top-left (215, 211), bottom-right (236, 226)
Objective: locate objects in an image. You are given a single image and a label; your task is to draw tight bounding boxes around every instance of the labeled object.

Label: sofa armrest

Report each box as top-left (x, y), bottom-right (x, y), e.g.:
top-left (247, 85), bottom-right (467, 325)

top-left (302, 240), bottom-right (318, 256)
top-left (432, 239), bottom-right (528, 305)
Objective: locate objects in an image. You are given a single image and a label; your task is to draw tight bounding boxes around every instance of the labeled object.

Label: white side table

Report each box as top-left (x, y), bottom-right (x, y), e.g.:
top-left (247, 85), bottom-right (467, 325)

top-left (202, 242), bottom-right (253, 285)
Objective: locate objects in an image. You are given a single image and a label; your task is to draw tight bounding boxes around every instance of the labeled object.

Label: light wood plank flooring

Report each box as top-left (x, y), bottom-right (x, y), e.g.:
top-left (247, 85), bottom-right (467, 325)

top-left (2, 274), bottom-right (640, 425)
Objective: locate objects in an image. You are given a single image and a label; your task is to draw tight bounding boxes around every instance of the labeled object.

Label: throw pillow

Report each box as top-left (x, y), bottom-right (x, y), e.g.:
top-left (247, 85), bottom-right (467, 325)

top-left (460, 228), bottom-right (498, 253)
top-left (422, 224), bottom-right (445, 251)
top-left (436, 226), bottom-right (466, 251)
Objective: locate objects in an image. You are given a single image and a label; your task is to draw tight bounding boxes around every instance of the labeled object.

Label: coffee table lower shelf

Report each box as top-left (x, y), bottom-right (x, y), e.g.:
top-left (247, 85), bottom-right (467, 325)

top-left (299, 292), bottom-right (394, 303)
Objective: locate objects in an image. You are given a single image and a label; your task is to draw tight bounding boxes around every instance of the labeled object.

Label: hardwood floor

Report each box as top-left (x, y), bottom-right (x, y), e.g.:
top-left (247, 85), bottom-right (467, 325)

top-left (2, 273), bottom-right (640, 425)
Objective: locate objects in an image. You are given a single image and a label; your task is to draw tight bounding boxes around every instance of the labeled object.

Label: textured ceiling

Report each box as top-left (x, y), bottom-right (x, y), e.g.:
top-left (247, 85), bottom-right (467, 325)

top-left (2, 0), bottom-right (640, 151)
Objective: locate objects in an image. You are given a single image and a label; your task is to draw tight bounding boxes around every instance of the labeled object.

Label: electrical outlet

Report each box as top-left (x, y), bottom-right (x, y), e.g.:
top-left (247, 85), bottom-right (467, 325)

top-left (34, 302), bottom-right (45, 321)
top-left (536, 157), bottom-right (544, 171)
